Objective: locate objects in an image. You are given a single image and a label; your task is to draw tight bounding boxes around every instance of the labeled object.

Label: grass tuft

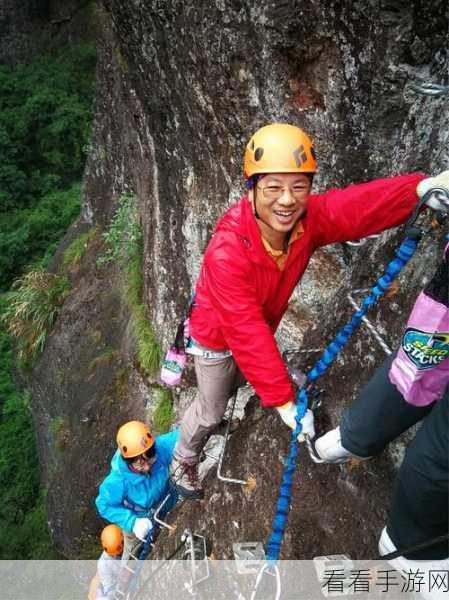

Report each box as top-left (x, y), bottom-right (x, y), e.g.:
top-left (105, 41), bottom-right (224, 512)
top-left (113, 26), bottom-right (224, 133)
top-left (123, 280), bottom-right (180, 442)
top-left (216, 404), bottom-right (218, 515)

top-left (2, 270), bottom-right (70, 365)
top-left (50, 416), bottom-right (70, 452)
top-left (101, 193), bottom-right (162, 377)
top-left (61, 227), bottom-right (98, 272)
top-left (152, 386), bottom-right (174, 435)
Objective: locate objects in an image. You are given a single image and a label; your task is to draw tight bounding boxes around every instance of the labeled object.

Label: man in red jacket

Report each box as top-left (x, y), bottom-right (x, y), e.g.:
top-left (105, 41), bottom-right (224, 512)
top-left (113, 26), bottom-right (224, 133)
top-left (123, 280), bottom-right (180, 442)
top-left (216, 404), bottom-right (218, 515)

top-left (169, 122), bottom-right (445, 499)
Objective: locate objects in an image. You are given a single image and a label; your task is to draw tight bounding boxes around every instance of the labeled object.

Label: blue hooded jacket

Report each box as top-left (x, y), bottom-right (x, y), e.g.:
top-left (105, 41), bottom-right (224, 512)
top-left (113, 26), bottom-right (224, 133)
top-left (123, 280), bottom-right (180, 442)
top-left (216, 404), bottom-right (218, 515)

top-left (96, 429), bottom-right (179, 533)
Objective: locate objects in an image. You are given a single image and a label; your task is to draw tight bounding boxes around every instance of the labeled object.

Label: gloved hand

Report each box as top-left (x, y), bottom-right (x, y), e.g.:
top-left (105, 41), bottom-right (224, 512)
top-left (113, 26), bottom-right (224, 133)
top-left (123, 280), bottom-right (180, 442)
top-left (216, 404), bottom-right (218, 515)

top-left (417, 170), bottom-right (449, 211)
top-left (133, 517), bottom-right (153, 541)
top-left (276, 402), bottom-right (315, 442)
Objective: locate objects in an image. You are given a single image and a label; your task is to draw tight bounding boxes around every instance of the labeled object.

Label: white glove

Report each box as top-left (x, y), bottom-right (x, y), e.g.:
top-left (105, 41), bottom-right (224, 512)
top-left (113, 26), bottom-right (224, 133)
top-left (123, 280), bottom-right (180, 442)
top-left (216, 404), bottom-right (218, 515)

top-left (276, 403), bottom-right (315, 442)
top-left (417, 170), bottom-right (449, 211)
top-left (133, 517), bottom-right (153, 541)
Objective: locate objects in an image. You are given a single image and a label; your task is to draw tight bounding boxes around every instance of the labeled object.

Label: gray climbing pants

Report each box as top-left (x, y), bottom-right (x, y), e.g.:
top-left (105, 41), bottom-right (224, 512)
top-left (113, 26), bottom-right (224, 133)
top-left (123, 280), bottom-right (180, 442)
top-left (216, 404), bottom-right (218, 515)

top-left (174, 354), bottom-right (245, 465)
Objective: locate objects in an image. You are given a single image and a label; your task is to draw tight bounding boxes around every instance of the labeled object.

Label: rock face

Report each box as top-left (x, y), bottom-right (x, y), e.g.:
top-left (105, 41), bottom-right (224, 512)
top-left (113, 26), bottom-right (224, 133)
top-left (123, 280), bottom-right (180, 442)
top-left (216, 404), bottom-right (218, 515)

top-left (0, 0), bottom-right (94, 67)
top-left (22, 0), bottom-right (449, 557)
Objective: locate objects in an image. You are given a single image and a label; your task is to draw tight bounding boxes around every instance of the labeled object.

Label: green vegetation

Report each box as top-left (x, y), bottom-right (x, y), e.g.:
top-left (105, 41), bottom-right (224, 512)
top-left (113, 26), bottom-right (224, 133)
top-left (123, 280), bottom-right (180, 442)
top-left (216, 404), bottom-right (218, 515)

top-left (98, 193), bottom-right (142, 265)
top-left (2, 270), bottom-right (70, 366)
top-left (50, 416), bottom-right (70, 452)
top-left (0, 183), bottom-right (82, 288)
top-left (0, 44), bottom-right (95, 212)
top-left (0, 44), bottom-right (96, 290)
top-left (88, 349), bottom-right (121, 372)
top-left (152, 386), bottom-right (174, 434)
top-left (76, 533), bottom-right (102, 560)
top-left (0, 298), bottom-right (58, 558)
top-left (131, 297), bottom-right (162, 376)
top-left (61, 227), bottom-right (98, 272)
top-left (0, 42), bottom-right (96, 558)
top-left (114, 366), bottom-right (130, 400)
top-left (101, 194), bottom-right (161, 376)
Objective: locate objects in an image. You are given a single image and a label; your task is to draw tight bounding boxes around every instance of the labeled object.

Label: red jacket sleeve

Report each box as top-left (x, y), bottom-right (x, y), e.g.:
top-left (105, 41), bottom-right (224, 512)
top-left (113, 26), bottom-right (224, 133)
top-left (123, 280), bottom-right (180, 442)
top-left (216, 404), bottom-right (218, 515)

top-left (203, 234), bottom-right (294, 408)
top-left (308, 173), bottom-right (426, 247)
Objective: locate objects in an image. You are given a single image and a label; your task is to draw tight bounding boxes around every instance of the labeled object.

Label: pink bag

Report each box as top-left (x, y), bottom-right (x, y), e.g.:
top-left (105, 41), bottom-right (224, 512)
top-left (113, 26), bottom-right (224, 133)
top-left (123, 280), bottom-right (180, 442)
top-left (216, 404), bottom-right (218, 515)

top-left (389, 243), bottom-right (449, 406)
top-left (160, 347), bottom-right (187, 387)
top-left (160, 297), bottom-right (194, 387)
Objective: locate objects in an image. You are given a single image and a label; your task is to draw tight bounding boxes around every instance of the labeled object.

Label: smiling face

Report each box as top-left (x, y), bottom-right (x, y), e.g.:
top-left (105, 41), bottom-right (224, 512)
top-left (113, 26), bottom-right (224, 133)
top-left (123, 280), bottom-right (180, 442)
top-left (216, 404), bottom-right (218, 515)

top-left (127, 446), bottom-right (157, 474)
top-left (251, 173), bottom-right (311, 247)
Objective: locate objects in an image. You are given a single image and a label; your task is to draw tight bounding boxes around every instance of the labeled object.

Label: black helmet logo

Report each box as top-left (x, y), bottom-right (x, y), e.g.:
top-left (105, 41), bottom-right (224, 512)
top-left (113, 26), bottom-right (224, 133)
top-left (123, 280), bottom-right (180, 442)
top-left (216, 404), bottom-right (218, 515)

top-left (292, 145), bottom-right (308, 168)
top-left (254, 147), bottom-right (264, 161)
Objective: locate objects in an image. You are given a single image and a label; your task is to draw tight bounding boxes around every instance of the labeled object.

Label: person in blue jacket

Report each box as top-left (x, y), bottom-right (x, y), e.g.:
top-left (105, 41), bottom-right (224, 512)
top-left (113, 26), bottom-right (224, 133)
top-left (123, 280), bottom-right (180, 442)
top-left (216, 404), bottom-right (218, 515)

top-left (96, 420), bottom-right (179, 561)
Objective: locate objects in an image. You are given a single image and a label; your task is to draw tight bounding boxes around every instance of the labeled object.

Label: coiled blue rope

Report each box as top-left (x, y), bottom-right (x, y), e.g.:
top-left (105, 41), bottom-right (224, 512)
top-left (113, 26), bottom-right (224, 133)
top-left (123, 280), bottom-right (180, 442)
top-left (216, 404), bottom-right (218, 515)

top-left (266, 231), bottom-right (422, 563)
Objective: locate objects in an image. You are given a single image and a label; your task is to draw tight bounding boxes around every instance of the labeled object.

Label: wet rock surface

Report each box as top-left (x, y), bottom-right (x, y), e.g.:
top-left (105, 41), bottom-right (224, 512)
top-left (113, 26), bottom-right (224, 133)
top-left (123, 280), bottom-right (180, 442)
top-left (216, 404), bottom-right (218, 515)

top-left (8, 0), bottom-right (448, 556)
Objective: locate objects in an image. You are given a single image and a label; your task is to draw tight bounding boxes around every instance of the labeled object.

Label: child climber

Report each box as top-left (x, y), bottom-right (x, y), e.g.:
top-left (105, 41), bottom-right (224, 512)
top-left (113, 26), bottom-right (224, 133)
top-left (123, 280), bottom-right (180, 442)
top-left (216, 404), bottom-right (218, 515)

top-left (96, 421), bottom-right (178, 560)
top-left (168, 122), bottom-right (449, 499)
top-left (88, 525), bottom-right (123, 600)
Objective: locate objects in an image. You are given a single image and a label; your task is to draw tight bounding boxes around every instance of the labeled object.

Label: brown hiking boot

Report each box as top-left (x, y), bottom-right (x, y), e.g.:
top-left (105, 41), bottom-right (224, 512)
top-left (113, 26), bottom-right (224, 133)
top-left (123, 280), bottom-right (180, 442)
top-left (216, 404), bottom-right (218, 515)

top-left (170, 456), bottom-right (204, 500)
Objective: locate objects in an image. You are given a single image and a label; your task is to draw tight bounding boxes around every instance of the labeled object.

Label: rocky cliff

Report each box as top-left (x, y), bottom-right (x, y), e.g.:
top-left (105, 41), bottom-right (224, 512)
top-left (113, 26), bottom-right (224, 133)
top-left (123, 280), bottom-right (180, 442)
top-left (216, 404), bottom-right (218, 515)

top-left (0, 0), bottom-right (95, 66)
top-left (21, 0), bottom-right (449, 558)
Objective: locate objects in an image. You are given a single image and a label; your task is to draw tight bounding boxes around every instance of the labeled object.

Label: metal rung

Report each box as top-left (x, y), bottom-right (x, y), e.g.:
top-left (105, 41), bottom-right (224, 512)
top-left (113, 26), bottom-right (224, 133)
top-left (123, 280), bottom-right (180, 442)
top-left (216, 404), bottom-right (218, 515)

top-left (283, 348), bottom-right (323, 357)
top-left (124, 563), bottom-right (137, 574)
top-left (182, 529), bottom-right (209, 595)
top-left (347, 293), bottom-right (392, 356)
top-left (154, 493), bottom-right (175, 531)
top-left (233, 542), bottom-right (266, 574)
top-left (202, 450), bottom-right (219, 462)
top-left (217, 389), bottom-right (247, 486)
top-left (344, 234), bottom-right (381, 248)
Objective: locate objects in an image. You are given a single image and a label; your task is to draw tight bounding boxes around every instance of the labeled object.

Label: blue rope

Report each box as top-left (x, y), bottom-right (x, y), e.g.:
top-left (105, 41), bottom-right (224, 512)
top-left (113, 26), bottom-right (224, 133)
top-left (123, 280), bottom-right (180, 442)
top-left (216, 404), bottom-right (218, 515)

top-left (266, 232), bottom-right (422, 562)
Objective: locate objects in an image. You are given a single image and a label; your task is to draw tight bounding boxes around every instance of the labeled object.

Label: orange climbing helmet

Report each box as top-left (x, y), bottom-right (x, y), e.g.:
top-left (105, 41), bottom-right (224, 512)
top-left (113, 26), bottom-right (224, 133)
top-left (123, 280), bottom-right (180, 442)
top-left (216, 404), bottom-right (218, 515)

top-left (243, 123), bottom-right (317, 181)
top-left (116, 420), bottom-right (154, 459)
top-left (101, 524), bottom-right (124, 557)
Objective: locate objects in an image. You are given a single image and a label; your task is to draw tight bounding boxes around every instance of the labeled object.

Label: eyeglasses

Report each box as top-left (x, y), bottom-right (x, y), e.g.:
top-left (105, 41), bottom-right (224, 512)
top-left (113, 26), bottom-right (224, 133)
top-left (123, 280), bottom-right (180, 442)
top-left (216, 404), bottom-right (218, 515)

top-left (127, 446), bottom-right (157, 468)
top-left (256, 183), bottom-right (310, 201)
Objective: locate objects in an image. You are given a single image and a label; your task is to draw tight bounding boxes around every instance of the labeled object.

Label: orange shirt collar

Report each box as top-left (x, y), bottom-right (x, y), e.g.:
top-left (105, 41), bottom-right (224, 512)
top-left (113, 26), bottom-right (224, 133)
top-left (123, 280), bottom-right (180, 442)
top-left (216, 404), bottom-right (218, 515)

top-left (261, 220), bottom-right (304, 270)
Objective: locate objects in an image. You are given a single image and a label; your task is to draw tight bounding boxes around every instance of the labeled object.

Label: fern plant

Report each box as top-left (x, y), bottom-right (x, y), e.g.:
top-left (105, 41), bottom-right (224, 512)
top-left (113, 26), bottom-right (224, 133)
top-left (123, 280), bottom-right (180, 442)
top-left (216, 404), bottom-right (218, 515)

top-left (98, 193), bottom-right (142, 265)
